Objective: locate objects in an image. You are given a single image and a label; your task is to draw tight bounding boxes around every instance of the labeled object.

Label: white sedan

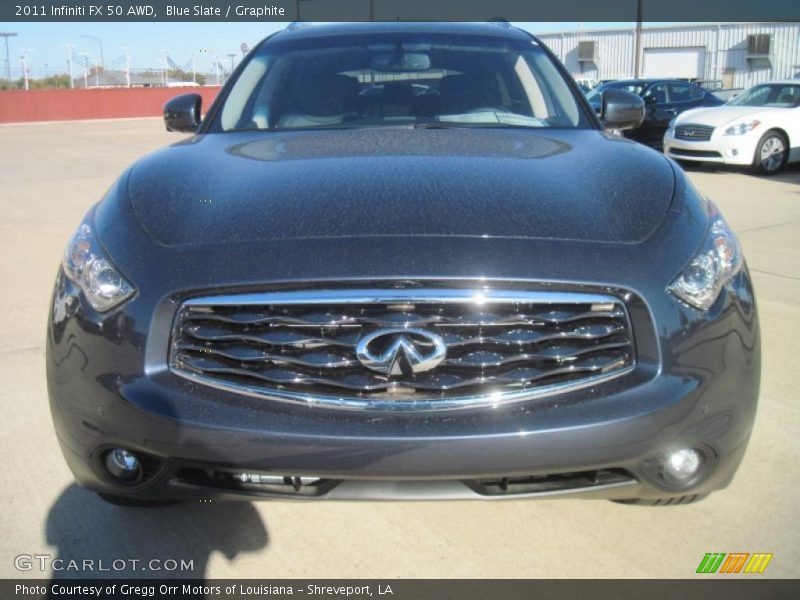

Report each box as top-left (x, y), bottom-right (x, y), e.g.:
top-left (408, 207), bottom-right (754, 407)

top-left (664, 80), bottom-right (800, 175)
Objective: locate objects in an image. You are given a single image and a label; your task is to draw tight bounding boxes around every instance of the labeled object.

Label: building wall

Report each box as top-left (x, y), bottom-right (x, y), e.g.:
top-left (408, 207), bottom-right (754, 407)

top-left (538, 22), bottom-right (800, 88)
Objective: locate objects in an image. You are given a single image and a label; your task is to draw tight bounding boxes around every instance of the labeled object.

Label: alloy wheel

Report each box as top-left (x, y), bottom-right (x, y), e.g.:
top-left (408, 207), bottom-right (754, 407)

top-left (759, 135), bottom-right (787, 173)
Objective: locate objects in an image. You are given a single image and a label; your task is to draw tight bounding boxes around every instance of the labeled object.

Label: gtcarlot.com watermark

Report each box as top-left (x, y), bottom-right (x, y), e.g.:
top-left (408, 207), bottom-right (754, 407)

top-left (14, 554), bottom-right (194, 573)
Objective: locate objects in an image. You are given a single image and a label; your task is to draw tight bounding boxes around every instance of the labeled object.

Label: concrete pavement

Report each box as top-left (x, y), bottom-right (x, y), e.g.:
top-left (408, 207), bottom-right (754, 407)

top-left (0, 118), bottom-right (797, 579)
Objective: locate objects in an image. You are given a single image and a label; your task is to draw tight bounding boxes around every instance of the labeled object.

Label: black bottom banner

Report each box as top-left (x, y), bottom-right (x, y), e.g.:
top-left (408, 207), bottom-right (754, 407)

top-left (4, 579), bottom-right (799, 600)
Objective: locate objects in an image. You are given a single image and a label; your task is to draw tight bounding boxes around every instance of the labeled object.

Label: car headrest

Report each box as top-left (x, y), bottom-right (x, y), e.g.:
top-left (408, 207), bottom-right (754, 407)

top-left (292, 74), bottom-right (359, 117)
top-left (439, 74), bottom-right (502, 114)
top-left (382, 82), bottom-right (415, 104)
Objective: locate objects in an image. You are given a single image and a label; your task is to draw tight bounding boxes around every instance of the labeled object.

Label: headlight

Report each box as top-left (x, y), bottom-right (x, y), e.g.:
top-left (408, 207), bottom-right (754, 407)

top-left (668, 204), bottom-right (743, 310)
top-left (723, 119), bottom-right (760, 136)
top-left (62, 212), bottom-right (135, 312)
top-left (667, 118), bottom-right (676, 130)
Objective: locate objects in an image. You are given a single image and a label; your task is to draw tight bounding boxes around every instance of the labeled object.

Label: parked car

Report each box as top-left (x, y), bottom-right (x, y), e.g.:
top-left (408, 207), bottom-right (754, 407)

top-left (48, 22), bottom-right (759, 507)
top-left (587, 79), bottom-right (724, 148)
top-left (665, 80), bottom-right (800, 175)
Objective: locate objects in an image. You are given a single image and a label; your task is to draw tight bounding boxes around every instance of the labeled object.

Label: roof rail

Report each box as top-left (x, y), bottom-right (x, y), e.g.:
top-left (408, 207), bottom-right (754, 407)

top-left (285, 21), bottom-right (312, 32)
top-left (487, 17), bottom-right (512, 28)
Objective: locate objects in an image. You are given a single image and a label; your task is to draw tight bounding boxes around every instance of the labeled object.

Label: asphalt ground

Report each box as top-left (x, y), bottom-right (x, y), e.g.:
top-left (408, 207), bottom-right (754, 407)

top-left (0, 118), bottom-right (798, 579)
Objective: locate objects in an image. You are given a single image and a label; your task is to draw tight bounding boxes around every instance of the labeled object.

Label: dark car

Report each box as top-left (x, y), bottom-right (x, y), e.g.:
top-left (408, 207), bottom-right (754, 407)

top-left (48, 23), bottom-right (759, 507)
top-left (587, 79), bottom-right (724, 149)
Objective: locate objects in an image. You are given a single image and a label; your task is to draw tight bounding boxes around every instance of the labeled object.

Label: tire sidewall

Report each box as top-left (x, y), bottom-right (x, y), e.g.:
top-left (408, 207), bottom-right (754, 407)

top-left (752, 130), bottom-right (788, 175)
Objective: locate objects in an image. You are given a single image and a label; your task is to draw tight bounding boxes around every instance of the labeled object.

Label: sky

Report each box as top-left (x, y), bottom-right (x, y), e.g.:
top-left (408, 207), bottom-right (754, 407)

top-left (0, 21), bottom-right (637, 77)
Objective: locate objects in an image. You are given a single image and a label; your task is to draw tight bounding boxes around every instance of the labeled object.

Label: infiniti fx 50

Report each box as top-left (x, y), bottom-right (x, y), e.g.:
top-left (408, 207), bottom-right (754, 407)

top-left (47, 22), bottom-right (759, 506)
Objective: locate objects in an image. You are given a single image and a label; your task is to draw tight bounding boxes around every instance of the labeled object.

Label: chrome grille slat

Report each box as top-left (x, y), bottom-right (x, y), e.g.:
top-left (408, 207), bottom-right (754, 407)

top-left (169, 287), bottom-right (636, 410)
top-left (182, 321), bottom-right (623, 348)
top-left (178, 352), bottom-right (630, 392)
top-left (182, 308), bottom-right (626, 328)
top-left (443, 341), bottom-right (632, 367)
top-left (675, 124), bottom-right (715, 141)
top-left (183, 324), bottom-right (361, 347)
top-left (175, 343), bottom-right (358, 368)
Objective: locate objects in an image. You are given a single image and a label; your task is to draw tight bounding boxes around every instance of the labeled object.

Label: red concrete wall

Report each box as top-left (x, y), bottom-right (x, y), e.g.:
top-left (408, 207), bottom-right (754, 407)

top-left (0, 87), bottom-right (221, 124)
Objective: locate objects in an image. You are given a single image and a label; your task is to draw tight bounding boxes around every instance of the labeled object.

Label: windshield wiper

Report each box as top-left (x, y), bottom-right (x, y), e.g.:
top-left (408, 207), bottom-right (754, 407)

top-left (412, 122), bottom-right (540, 130)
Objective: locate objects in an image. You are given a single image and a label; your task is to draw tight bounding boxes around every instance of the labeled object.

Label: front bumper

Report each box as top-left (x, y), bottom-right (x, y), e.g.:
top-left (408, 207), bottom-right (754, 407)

top-left (664, 129), bottom-right (757, 165)
top-left (47, 266), bottom-right (760, 502)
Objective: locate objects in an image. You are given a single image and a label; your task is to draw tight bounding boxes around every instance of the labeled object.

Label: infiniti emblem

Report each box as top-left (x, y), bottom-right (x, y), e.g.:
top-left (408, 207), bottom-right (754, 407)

top-left (356, 328), bottom-right (447, 376)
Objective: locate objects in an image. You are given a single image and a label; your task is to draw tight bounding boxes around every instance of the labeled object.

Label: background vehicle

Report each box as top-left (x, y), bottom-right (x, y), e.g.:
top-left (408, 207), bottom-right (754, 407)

top-left (587, 79), bottom-right (724, 148)
top-left (665, 80), bottom-right (800, 174)
top-left (47, 23), bottom-right (759, 507)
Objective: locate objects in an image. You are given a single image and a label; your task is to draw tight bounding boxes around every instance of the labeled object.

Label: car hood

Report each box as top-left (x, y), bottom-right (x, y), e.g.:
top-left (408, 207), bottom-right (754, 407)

top-left (125, 128), bottom-right (675, 247)
top-left (675, 105), bottom-right (780, 127)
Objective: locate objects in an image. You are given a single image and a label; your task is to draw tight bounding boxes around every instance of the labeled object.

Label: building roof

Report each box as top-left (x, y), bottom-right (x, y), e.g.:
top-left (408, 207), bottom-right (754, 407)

top-left (535, 21), bottom-right (794, 37)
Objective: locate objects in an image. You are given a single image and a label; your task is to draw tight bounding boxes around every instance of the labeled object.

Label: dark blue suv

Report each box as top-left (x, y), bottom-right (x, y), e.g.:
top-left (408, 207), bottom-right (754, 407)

top-left (47, 23), bottom-right (758, 507)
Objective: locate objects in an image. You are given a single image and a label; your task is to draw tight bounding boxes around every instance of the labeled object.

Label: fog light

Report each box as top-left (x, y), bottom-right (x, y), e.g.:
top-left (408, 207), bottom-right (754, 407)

top-left (105, 448), bottom-right (141, 482)
top-left (664, 448), bottom-right (702, 483)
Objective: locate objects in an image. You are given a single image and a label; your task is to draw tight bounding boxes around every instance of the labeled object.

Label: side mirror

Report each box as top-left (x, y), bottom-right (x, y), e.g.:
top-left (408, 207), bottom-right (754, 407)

top-left (643, 93), bottom-right (658, 104)
top-left (163, 93), bottom-right (202, 133)
top-left (601, 88), bottom-right (645, 131)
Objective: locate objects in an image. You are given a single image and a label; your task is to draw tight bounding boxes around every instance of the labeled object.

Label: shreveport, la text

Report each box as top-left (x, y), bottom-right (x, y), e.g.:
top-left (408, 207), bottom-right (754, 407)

top-left (15, 584), bottom-right (394, 596)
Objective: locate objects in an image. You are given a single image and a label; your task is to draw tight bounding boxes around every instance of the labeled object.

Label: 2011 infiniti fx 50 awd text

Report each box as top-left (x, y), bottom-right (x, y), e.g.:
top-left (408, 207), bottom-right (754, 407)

top-left (47, 22), bottom-right (759, 507)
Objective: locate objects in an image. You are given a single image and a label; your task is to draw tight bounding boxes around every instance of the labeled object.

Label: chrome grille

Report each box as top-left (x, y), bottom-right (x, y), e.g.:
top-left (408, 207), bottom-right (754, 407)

top-left (169, 287), bottom-right (636, 410)
top-left (675, 124), bottom-right (715, 141)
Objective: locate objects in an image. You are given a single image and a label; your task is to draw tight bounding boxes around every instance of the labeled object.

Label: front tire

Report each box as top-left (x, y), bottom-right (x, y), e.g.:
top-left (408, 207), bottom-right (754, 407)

top-left (751, 131), bottom-right (788, 175)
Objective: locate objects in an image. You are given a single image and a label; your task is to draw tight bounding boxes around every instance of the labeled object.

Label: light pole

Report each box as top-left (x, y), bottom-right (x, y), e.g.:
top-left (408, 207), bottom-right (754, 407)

top-left (295, 0), bottom-right (312, 20)
top-left (633, 0), bottom-right (643, 78)
top-left (0, 32), bottom-right (17, 82)
top-left (122, 46), bottom-right (131, 87)
top-left (80, 53), bottom-right (90, 88)
top-left (64, 43), bottom-right (75, 89)
top-left (20, 48), bottom-right (32, 90)
top-left (93, 58), bottom-right (100, 87)
top-left (161, 50), bottom-right (169, 86)
top-left (81, 34), bottom-right (104, 69)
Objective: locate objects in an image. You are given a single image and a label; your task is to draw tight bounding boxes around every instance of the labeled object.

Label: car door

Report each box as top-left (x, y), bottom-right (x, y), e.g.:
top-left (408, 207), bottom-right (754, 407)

top-left (667, 82), bottom-right (712, 113)
top-left (631, 82), bottom-right (672, 149)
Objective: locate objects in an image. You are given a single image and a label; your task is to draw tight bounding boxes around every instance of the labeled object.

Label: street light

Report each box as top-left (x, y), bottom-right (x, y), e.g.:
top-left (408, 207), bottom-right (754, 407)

top-left (81, 34), bottom-right (104, 69)
top-left (161, 49), bottom-right (169, 86)
top-left (633, 0), bottom-right (643, 78)
top-left (0, 32), bottom-right (17, 81)
top-left (64, 43), bottom-right (75, 89)
top-left (80, 52), bottom-right (90, 88)
top-left (122, 46), bottom-right (131, 88)
top-left (295, 0), bottom-right (312, 20)
top-left (20, 48), bottom-right (32, 90)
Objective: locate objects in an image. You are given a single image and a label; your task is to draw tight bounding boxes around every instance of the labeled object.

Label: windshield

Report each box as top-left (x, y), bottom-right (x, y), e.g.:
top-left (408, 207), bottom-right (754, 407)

top-left (585, 82), bottom-right (646, 103)
top-left (214, 33), bottom-right (590, 131)
top-left (727, 84), bottom-right (800, 108)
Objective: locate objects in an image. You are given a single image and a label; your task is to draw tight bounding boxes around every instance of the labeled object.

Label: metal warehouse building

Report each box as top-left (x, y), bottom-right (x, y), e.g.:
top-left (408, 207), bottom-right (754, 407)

top-left (536, 22), bottom-right (800, 89)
